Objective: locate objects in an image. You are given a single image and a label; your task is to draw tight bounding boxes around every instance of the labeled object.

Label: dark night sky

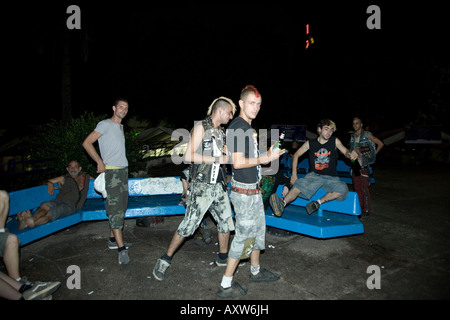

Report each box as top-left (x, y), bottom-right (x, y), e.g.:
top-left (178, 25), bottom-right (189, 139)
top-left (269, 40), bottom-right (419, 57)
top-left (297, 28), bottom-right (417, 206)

top-left (4, 2), bottom-right (449, 135)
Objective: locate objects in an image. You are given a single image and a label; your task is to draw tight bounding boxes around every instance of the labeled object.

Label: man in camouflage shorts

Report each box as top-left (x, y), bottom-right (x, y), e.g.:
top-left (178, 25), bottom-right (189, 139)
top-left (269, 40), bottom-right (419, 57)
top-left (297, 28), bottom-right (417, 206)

top-left (153, 97), bottom-right (236, 281)
top-left (105, 168), bottom-right (128, 230)
top-left (83, 99), bottom-right (132, 265)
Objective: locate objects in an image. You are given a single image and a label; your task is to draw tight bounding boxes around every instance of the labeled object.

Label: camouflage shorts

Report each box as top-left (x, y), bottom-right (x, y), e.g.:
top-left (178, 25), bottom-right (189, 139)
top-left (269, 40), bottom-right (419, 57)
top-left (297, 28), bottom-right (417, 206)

top-left (105, 168), bottom-right (128, 230)
top-left (228, 180), bottom-right (266, 260)
top-left (177, 182), bottom-right (235, 237)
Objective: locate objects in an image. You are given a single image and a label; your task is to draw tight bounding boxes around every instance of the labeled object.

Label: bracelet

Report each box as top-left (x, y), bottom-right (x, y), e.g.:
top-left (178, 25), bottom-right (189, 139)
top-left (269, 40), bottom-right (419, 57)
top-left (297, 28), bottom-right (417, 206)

top-left (215, 156), bottom-right (220, 164)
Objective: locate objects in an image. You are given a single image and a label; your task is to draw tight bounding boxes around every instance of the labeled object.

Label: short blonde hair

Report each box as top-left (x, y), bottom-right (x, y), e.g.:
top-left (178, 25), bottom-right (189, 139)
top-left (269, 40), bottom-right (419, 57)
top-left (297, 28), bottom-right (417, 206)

top-left (207, 97), bottom-right (237, 116)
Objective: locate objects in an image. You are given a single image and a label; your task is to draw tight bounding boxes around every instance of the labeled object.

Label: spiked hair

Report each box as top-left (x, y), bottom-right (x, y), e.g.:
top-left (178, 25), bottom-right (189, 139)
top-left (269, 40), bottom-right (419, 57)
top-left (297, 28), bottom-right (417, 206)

top-left (240, 84), bottom-right (261, 101)
top-left (207, 97), bottom-right (237, 116)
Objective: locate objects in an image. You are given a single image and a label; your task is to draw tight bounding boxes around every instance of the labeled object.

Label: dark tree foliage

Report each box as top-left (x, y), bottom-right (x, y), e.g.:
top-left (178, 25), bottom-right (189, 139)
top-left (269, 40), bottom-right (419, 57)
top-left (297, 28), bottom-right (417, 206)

top-left (28, 112), bottom-right (146, 179)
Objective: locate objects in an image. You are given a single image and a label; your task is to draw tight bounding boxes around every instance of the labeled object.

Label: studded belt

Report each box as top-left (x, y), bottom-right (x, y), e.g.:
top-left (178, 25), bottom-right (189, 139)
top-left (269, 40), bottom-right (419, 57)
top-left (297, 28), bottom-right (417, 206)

top-left (231, 186), bottom-right (260, 195)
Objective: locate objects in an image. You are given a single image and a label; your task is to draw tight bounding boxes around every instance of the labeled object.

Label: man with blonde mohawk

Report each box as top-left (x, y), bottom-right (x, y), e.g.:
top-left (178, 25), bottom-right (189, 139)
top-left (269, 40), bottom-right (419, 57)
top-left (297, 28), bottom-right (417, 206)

top-left (153, 97), bottom-right (237, 281)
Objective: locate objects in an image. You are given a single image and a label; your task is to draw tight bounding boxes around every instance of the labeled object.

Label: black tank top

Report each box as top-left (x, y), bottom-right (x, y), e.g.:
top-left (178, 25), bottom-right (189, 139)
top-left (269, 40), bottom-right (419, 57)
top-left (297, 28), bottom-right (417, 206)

top-left (308, 136), bottom-right (338, 177)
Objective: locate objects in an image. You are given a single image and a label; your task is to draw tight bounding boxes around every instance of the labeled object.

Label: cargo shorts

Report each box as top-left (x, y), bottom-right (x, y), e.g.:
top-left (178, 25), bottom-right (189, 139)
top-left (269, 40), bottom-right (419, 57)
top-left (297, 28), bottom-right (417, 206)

top-left (177, 181), bottom-right (235, 237)
top-left (294, 172), bottom-right (349, 201)
top-left (105, 168), bottom-right (129, 230)
top-left (228, 179), bottom-right (266, 260)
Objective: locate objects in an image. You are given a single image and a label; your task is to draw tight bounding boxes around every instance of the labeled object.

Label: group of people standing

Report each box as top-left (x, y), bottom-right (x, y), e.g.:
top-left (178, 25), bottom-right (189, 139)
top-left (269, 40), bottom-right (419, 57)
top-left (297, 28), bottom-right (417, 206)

top-left (81, 86), bottom-right (287, 298)
top-left (153, 86), bottom-right (286, 298)
top-left (82, 85), bottom-right (383, 298)
top-left (2, 84), bottom-right (383, 299)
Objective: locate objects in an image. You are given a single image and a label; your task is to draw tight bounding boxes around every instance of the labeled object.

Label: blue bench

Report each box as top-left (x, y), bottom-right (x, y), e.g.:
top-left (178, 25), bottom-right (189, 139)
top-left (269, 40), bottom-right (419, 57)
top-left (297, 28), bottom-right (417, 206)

top-left (282, 157), bottom-right (375, 184)
top-left (265, 185), bottom-right (364, 238)
top-left (6, 177), bottom-right (185, 246)
top-left (6, 174), bottom-right (363, 246)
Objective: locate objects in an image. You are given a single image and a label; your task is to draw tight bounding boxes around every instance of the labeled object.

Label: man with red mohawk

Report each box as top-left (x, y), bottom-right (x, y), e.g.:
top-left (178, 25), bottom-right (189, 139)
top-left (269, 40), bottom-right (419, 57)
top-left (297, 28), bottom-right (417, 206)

top-left (217, 85), bottom-right (286, 298)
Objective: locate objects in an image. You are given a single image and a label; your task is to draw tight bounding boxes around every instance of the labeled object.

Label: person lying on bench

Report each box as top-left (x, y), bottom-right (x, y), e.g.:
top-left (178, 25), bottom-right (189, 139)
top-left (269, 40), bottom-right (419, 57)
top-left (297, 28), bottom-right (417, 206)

top-left (270, 119), bottom-right (358, 217)
top-left (17, 160), bottom-right (91, 230)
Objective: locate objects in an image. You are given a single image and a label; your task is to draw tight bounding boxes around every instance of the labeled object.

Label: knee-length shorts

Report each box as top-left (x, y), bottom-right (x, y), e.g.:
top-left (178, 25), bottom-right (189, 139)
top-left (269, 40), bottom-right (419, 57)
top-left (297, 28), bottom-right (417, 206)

top-left (177, 182), bottom-right (235, 237)
top-left (294, 172), bottom-right (349, 201)
top-left (105, 168), bottom-right (129, 230)
top-left (228, 180), bottom-right (266, 260)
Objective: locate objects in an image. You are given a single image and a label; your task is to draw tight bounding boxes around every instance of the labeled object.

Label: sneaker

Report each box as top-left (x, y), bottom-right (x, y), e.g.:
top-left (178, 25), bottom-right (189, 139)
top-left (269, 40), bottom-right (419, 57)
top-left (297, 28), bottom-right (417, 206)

top-left (200, 227), bottom-right (212, 245)
top-left (249, 268), bottom-right (280, 282)
top-left (153, 258), bottom-right (171, 281)
top-left (118, 249), bottom-right (130, 265)
top-left (216, 256), bottom-right (247, 267)
top-left (108, 240), bottom-right (133, 250)
top-left (193, 229), bottom-right (207, 247)
top-left (22, 281), bottom-right (61, 300)
top-left (215, 255), bottom-right (228, 267)
top-left (269, 194), bottom-right (285, 217)
top-left (217, 282), bottom-right (247, 298)
top-left (194, 227), bottom-right (213, 246)
top-left (305, 200), bottom-right (320, 215)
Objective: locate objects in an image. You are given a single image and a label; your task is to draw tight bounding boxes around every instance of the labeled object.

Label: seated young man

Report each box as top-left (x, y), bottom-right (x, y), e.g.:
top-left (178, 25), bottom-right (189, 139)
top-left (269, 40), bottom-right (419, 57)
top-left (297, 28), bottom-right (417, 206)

top-left (270, 119), bottom-right (358, 216)
top-left (17, 160), bottom-right (91, 230)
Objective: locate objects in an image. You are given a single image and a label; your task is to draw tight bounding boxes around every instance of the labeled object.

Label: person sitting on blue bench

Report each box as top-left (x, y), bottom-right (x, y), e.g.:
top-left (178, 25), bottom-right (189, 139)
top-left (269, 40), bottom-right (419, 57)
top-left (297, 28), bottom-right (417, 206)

top-left (1, 191), bottom-right (61, 300)
top-left (270, 119), bottom-right (358, 217)
top-left (1, 190), bottom-right (22, 281)
top-left (16, 160), bottom-right (91, 230)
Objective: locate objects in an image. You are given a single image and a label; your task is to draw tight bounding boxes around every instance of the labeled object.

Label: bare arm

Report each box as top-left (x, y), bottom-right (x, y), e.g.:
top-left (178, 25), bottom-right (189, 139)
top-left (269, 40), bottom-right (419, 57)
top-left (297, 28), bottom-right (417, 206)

top-left (290, 140), bottom-right (310, 185)
top-left (46, 176), bottom-right (65, 195)
top-left (82, 131), bottom-right (105, 173)
top-left (369, 133), bottom-right (384, 154)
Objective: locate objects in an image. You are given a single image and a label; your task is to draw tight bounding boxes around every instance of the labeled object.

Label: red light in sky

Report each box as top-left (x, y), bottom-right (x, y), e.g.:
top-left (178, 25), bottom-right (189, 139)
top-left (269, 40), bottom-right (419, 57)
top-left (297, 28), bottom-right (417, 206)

top-left (306, 24), bottom-right (310, 49)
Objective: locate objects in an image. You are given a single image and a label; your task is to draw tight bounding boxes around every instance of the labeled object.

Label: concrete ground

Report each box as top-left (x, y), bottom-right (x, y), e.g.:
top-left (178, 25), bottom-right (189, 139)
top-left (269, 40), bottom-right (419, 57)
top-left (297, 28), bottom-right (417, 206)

top-left (6, 162), bottom-right (450, 303)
